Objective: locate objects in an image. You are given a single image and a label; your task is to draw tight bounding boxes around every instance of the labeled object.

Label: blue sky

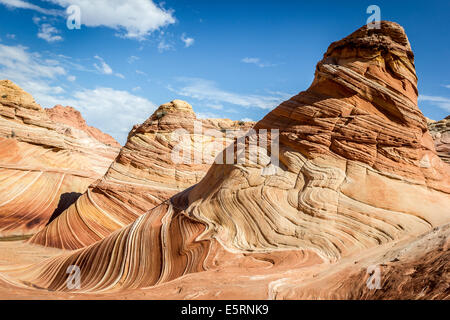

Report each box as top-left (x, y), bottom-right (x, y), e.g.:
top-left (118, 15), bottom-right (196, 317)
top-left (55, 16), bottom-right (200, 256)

top-left (0, 0), bottom-right (449, 144)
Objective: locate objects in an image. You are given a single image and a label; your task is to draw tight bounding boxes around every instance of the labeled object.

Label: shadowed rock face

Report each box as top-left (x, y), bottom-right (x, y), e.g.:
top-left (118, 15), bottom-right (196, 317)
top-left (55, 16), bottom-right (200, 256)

top-left (428, 116), bottom-right (450, 164)
top-left (4, 22), bottom-right (450, 296)
top-left (29, 100), bottom-right (255, 249)
top-left (0, 80), bottom-right (120, 237)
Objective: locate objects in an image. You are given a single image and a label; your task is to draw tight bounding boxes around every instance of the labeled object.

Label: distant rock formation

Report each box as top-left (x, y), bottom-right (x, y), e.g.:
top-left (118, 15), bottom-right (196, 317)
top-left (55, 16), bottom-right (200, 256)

top-left (3, 22), bottom-right (450, 298)
top-left (0, 80), bottom-right (119, 238)
top-left (428, 116), bottom-right (450, 164)
top-left (29, 99), bottom-right (255, 249)
top-left (46, 105), bottom-right (121, 148)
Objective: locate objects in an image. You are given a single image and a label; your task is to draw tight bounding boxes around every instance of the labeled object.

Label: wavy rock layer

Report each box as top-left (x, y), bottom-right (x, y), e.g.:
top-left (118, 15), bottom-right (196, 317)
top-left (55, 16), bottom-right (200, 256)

top-left (29, 100), bottom-right (254, 249)
top-left (4, 22), bottom-right (450, 295)
top-left (0, 80), bottom-right (119, 237)
top-left (428, 116), bottom-right (450, 164)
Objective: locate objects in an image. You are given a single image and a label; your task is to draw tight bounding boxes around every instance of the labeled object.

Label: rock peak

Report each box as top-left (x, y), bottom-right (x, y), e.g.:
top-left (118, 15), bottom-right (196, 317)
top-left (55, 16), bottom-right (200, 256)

top-left (326, 21), bottom-right (412, 57)
top-left (151, 99), bottom-right (195, 120)
top-left (46, 105), bottom-right (121, 147)
top-left (0, 79), bottom-right (41, 110)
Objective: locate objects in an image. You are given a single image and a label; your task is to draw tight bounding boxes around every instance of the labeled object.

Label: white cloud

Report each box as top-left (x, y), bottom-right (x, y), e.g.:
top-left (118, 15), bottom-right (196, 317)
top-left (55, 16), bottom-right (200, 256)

top-left (444, 85), bottom-right (450, 89)
top-left (57, 88), bottom-right (156, 144)
top-left (181, 33), bottom-right (194, 47)
top-left (48, 0), bottom-right (175, 39)
top-left (206, 104), bottom-right (223, 110)
top-left (241, 117), bottom-right (254, 122)
top-left (127, 55), bottom-right (139, 64)
top-left (0, 0), bottom-right (61, 15)
top-left (93, 55), bottom-right (113, 75)
top-left (37, 23), bottom-right (63, 42)
top-left (6, 33), bottom-right (16, 39)
top-left (0, 0), bottom-right (176, 40)
top-left (169, 77), bottom-right (292, 110)
top-left (242, 57), bottom-right (260, 64)
top-left (158, 40), bottom-right (173, 53)
top-left (197, 112), bottom-right (220, 119)
top-left (0, 44), bottom-right (154, 143)
top-left (419, 95), bottom-right (450, 112)
top-left (67, 75), bottom-right (76, 81)
top-left (241, 57), bottom-right (275, 68)
top-left (0, 44), bottom-right (66, 80)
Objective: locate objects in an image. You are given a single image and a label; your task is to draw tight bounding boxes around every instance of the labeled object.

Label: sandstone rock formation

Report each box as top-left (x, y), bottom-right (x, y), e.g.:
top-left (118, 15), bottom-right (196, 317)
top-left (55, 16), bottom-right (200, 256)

top-left (1, 22), bottom-right (449, 298)
top-left (0, 80), bottom-right (119, 238)
top-left (428, 116), bottom-right (450, 164)
top-left (29, 100), bottom-right (254, 249)
top-left (46, 105), bottom-right (121, 148)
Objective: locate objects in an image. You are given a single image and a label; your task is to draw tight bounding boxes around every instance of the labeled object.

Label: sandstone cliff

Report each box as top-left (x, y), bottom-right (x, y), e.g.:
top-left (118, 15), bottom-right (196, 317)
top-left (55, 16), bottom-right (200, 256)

top-left (2, 22), bottom-right (449, 298)
top-left (428, 116), bottom-right (450, 164)
top-left (0, 80), bottom-right (119, 238)
top-left (29, 100), bottom-right (254, 249)
top-left (46, 105), bottom-right (121, 148)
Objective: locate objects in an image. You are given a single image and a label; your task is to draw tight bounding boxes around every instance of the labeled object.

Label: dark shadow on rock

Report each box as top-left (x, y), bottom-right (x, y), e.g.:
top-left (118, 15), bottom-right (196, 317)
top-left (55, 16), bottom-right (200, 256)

top-left (46, 192), bottom-right (82, 225)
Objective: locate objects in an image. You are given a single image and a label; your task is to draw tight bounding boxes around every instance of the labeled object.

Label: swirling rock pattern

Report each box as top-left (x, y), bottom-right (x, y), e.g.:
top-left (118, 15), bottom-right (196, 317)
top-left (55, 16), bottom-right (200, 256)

top-left (1, 22), bottom-right (449, 298)
top-left (29, 100), bottom-right (255, 249)
top-left (0, 80), bottom-right (120, 238)
top-left (428, 116), bottom-right (450, 164)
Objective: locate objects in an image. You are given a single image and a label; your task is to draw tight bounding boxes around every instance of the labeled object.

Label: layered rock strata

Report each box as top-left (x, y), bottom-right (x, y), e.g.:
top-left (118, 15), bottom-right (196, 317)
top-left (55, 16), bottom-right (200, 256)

top-left (0, 80), bottom-right (119, 237)
top-left (5, 22), bottom-right (450, 295)
top-left (29, 100), bottom-right (254, 249)
top-left (428, 116), bottom-right (450, 164)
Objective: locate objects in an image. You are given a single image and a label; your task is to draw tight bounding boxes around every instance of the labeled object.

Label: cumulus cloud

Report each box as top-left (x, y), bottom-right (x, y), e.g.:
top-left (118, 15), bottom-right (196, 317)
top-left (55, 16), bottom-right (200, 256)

top-left (169, 77), bottom-right (291, 110)
top-left (0, 0), bottom-right (176, 40)
top-left (181, 33), bottom-right (194, 47)
top-left (56, 87), bottom-right (156, 144)
top-left (37, 23), bottom-right (63, 42)
top-left (0, 43), bottom-right (154, 143)
top-left (419, 95), bottom-right (450, 112)
top-left (49, 0), bottom-right (175, 39)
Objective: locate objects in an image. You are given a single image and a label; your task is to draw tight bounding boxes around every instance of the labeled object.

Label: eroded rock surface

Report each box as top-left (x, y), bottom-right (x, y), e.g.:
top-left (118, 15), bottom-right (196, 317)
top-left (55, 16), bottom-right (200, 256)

top-left (2, 22), bottom-right (449, 298)
top-left (0, 80), bottom-right (119, 237)
top-left (46, 105), bottom-right (121, 148)
top-left (428, 116), bottom-right (450, 164)
top-left (29, 100), bottom-right (254, 249)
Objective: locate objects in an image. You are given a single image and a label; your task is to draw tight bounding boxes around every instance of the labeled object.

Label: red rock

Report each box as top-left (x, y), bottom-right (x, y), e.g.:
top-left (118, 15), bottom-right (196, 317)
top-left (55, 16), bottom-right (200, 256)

top-left (1, 22), bottom-right (449, 300)
top-left (46, 105), bottom-right (121, 148)
top-left (428, 116), bottom-right (450, 164)
top-left (29, 99), bottom-right (255, 249)
top-left (0, 80), bottom-right (119, 238)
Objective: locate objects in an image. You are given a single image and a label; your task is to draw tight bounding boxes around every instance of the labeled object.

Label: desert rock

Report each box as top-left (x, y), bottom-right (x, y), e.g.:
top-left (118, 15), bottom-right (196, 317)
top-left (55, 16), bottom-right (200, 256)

top-left (2, 22), bottom-right (449, 298)
top-left (428, 116), bottom-right (450, 164)
top-left (0, 80), bottom-right (119, 238)
top-left (46, 105), bottom-right (121, 148)
top-left (29, 100), bottom-right (254, 249)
